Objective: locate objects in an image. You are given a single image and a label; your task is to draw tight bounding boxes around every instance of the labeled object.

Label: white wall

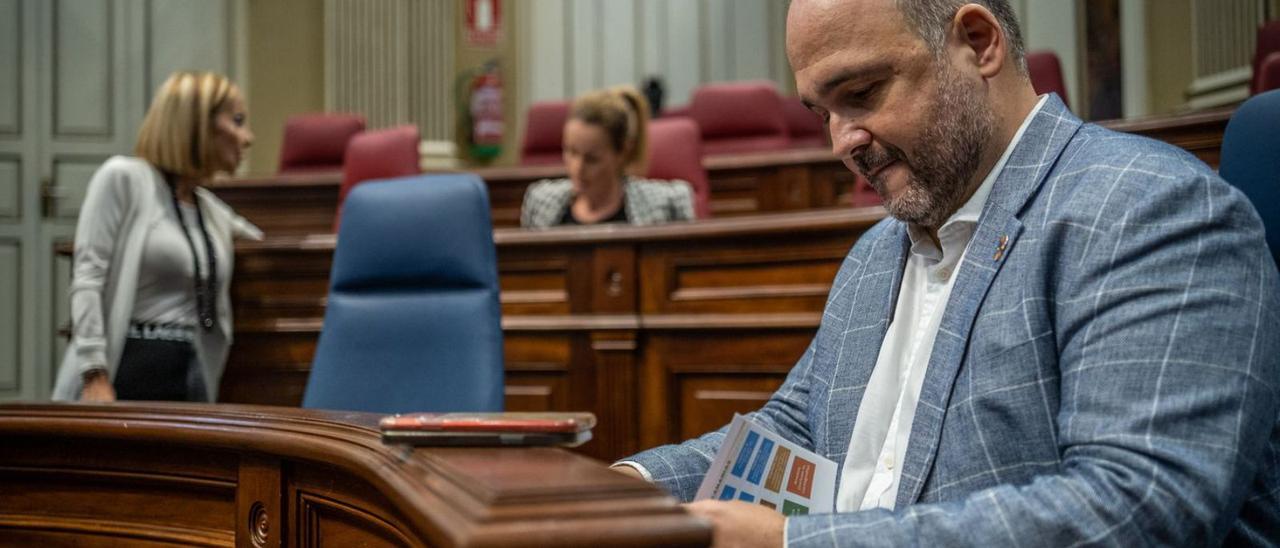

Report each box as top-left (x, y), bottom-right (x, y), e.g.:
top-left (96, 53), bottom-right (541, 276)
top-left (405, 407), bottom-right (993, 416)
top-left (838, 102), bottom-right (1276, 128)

top-left (1020, 0), bottom-right (1080, 114)
top-left (522, 0), bottom-right (789, 107)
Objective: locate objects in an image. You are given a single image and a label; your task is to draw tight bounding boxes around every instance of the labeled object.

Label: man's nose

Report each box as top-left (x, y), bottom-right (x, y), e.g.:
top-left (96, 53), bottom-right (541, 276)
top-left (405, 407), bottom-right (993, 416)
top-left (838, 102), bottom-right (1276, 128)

top-left (829, 116), bottom-right (871, 160)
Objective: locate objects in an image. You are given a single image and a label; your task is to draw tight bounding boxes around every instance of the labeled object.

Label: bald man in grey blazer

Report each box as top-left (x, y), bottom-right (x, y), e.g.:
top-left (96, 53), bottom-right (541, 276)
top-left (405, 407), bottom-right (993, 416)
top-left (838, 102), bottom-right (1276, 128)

top-left (615, 0), bottom-right (1280, 546)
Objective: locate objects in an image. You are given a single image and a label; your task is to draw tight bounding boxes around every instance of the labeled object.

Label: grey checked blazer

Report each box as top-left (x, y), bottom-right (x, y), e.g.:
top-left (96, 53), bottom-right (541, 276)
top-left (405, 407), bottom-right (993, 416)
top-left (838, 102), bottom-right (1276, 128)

top-left (520, 177), bottom-right (694, 228)
top-left (624, 95), bottom-right (1280, 546)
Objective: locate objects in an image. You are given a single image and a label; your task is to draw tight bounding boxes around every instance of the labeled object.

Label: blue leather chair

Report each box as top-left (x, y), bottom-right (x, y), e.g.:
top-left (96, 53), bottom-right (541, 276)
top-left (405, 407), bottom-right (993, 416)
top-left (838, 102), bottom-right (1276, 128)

top-left (302, 174), bottom-right (505, 413)
top-left (1220, 89), bottom-right (1280, 265)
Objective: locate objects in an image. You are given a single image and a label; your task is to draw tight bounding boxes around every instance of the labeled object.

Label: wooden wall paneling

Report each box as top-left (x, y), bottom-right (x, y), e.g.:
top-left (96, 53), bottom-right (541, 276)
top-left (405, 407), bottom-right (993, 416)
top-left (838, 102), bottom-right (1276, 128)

top-left (639, 329), bottom-right (810, 447)
top-left (589, 244), bottom-right (639, 314)
top-left (0, 239), bottom-right (19, 396)
top-left (236, 455), bottom-right (283, 548)
top-left (592, 330), bottom-right (640, 459)
top-left (290, 462), bottom-right (421, 548)
top-left (497, 245), bottom-right (573, 316)
top-left (503, 331), bottom-right (573, 412)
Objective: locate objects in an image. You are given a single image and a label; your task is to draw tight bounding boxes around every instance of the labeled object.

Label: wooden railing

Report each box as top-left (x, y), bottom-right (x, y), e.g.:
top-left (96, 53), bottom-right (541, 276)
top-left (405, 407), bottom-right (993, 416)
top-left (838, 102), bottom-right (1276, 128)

top-left (0, 403), bottom-right (710, 547)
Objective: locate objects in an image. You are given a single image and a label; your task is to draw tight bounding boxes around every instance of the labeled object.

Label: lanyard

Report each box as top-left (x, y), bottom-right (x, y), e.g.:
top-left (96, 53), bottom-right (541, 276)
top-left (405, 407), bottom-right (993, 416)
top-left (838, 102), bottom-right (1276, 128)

top-left (166, 179), bottom-right (218, 331)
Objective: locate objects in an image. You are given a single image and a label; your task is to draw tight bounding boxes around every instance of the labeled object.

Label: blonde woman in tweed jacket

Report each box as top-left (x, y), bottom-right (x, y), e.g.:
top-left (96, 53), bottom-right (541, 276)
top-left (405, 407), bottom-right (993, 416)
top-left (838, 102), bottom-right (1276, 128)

top-left (520, 86), bottom-right (694, 228)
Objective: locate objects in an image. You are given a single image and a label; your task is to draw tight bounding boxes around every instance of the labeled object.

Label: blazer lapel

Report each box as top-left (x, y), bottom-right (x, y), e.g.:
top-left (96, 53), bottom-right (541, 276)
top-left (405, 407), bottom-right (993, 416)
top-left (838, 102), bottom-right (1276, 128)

top-left (895, 94), bottom-right (1083, 507)
top-left (824, 222), bottom-right (910, 463)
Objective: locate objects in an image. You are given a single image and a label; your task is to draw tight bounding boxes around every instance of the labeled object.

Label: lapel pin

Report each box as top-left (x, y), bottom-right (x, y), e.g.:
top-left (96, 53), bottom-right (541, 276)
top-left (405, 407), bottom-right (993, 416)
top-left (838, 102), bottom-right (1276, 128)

top-left (993, 235), bottom-right (1009, 261)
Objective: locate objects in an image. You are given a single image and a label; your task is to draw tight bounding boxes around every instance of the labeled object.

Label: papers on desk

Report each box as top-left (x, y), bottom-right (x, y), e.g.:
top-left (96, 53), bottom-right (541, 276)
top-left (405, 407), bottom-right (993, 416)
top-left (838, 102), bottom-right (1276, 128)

top-left (695, 414), bottom-right (836, 515)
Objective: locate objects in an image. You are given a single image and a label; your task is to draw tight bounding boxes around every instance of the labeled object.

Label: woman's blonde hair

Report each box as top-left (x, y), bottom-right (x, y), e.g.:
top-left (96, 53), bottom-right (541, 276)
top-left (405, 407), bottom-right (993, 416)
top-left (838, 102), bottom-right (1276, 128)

top-left (135, 71), bottom-right (241, 179)
top-left (570, 85), bottom-right (651, 175)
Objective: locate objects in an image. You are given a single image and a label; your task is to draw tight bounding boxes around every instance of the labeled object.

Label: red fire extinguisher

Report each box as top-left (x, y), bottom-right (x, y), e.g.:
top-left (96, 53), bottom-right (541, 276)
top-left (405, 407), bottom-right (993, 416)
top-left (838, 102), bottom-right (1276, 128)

top-left (465, 61), bottom-right (504, 161)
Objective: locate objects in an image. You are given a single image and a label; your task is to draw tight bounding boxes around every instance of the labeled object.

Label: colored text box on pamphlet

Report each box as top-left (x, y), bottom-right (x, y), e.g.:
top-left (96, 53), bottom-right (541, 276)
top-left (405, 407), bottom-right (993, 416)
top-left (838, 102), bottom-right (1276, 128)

top-left (738, 491), bottom-right (756, 503)
top-left (747, 438), bottom-right (775, 485)
top-left (720, 485), bottom-right (737, 500)
top-left (787, 457), bottom-right (816, 498)
top-left (782, 500), bottom-right (809, 516)
top-left (731, 431), bottom-right (759, 478)
top-left (765, 446), bottom-right (790, 492)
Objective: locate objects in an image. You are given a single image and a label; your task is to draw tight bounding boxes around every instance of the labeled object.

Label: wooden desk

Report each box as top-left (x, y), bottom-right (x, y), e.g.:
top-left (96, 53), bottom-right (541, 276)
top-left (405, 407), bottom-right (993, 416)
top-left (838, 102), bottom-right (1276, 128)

top-left (0, 403), bottom-right (710, 547)
top-left (209, 107), bottom-right (1231, 235)
top-left (223, 208), bottom-right (885, 463)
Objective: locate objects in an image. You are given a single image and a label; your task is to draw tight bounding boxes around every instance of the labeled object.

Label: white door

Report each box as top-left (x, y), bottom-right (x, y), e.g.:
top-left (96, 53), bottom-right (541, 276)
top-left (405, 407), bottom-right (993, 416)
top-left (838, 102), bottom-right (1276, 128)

top-left (0, 0), bottom-right (239, 402)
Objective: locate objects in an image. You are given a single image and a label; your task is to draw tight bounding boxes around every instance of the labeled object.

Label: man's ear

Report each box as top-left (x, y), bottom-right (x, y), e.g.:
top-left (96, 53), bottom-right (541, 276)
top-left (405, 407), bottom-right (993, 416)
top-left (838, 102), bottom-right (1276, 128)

top-left (951, 4), bottom-right (1006, 79)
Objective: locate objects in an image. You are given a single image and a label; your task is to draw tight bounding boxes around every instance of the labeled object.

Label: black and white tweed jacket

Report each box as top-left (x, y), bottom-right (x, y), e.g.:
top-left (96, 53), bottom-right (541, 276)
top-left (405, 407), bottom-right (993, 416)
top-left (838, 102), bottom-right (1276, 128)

top-left (519, 177), bottom-right (695, 228)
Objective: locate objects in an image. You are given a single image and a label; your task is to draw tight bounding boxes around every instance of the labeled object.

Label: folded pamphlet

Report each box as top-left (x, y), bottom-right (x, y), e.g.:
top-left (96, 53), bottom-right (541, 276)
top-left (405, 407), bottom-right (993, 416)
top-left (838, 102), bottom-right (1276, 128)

top-left (695, 414), bottom-right (836, 515)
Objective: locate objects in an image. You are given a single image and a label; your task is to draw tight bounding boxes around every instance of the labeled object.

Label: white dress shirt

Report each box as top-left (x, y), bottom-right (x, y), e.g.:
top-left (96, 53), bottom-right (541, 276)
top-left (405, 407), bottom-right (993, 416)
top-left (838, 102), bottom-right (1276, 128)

top-left (836, 96), bottom-right (1047, 512)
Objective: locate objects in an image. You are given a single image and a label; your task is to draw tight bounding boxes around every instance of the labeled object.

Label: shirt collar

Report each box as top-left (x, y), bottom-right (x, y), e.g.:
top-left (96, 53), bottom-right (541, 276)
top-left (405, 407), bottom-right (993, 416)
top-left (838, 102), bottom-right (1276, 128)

top-left (906, 95), bottom-right (1049, 254)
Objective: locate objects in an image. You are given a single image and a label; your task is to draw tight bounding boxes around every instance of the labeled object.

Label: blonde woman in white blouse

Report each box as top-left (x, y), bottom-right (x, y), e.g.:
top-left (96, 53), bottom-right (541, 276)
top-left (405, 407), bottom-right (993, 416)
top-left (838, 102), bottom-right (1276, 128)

top-left (53, 71), bottom-right (263, 403)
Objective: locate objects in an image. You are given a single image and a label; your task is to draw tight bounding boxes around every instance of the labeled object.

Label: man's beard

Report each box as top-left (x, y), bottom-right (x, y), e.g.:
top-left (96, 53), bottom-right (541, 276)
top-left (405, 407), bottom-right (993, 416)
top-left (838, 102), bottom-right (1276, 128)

top-left (856, 62), bottom-right (995, 229)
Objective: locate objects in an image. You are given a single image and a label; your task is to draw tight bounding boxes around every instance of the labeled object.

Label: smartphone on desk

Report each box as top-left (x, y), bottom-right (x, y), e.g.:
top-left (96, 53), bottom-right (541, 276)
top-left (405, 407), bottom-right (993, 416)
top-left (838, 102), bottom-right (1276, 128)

top-left (379, 412), bottom-right (596, 447)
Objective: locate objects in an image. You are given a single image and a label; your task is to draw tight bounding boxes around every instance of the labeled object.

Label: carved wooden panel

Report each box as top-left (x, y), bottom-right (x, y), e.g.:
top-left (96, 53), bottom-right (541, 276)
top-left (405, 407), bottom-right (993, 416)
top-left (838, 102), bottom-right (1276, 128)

top-left (290, 463), bottom-right (420, 548)
top-left (0, 436), bottom-right (239, 545)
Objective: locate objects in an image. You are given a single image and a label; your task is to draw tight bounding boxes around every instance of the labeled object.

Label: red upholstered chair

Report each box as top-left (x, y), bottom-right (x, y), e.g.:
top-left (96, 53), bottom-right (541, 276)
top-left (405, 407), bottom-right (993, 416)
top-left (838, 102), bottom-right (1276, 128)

top-left (520, 100), bottom-right (570, 166)
top-left (1026, 51), bottom-right (1070, 108)
top-left (278, 113), bottom-right (366, 174)
top-left (334, 125), bottom-right (421, 231)
top-left (689, 81), bottom-right (790, 156)
top-left (647, 117), bottom-right (711, 219)
top-left (1252, 21), bottom-right (1280, 95)
top-left (659, 104), bottom-right (691, 119)
top-left (1259, 52), bottom-right (1280, 94)
top-left (782, 95), bottom-right (827, 149)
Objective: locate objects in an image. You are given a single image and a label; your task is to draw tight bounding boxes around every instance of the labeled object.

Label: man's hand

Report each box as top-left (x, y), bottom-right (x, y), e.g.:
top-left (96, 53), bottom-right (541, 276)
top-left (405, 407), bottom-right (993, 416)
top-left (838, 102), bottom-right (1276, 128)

top-left (685, 500), bottom-right (785, 548)
top-left (80, 370), bottom-right (116, 402)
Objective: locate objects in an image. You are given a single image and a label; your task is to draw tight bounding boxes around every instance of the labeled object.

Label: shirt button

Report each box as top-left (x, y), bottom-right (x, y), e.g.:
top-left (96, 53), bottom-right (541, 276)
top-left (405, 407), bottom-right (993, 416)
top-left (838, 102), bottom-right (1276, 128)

top-left (883, 455), bottom-right (894, 470)
top-left (935, 267), bottom-right (952, 281)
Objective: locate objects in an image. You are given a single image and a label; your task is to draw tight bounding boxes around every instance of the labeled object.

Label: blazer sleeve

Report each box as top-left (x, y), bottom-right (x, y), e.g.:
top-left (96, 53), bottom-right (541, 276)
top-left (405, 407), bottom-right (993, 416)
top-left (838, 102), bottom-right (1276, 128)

top-left (784, 170), bottom-right (1280, 546)
top-left (67, 160), bottom-right (135, 376)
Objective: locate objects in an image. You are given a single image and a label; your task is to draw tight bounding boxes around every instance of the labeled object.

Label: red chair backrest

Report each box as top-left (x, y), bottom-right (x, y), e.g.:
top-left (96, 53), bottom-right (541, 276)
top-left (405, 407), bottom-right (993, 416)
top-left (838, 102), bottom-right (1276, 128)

top-left (689, 81), bottom-right (790, 156)
top-left (782, 95), bottom-right (827, 149)
top-left (278, 114), bottom-right (366, 174)
top-left (647, 117), bottom-right (710, 219)
top-left (1026, 51), bottom-right (1070, 108)
top-left (1255, 22), bottom-right (1280, 94)
top-left (520, 100), bottom-right (571, 166)
top-left (1260, 52), bottom-right (1280, 94)
top-left (335, 125), bottom-right (421, 231)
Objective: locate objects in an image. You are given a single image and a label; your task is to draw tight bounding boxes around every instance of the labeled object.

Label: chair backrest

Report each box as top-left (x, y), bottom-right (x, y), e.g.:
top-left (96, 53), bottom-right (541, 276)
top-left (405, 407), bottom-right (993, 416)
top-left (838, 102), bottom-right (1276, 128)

top-left (1026, 50), bottom-right (1070, 108)
top-left (336, 125), bottom-right (421, 231)
top-left (278, 113), bottom-right (366, 174)
top-left (520, 100), bottom-right (571, 166)
top-left (782, 95), bottom-right (827, 149)
top-left (1252, 21), bottom-right (1280, 94)
top-left (689, 81), bottom-right (790, 156)
top-left (647, 117), bottom-right (711, 219)
top-left (1259, 51), bottom-right (1280, 94)
top-left (303, 174), bottom-right (505, 414)
top-left (1219, 89), bottom-right (1280, 265)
